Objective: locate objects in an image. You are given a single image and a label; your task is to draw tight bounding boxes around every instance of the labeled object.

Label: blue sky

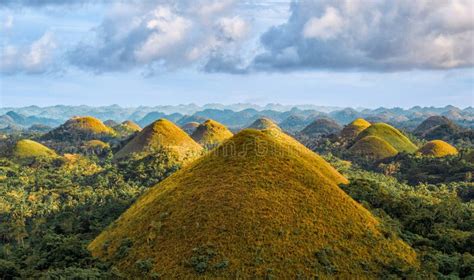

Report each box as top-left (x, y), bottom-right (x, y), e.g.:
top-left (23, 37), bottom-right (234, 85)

top-left (1, 0), bottom-right (473, 108)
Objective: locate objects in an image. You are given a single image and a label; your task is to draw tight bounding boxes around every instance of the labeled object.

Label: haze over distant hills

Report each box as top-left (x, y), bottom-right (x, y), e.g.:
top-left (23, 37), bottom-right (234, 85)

top-left (1, 104), bottom-right (473, 132)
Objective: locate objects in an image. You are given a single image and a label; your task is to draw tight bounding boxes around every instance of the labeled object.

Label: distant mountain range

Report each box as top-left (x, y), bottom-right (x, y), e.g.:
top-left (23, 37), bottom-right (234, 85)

top-left (1, 104), bottom-right (473, 132)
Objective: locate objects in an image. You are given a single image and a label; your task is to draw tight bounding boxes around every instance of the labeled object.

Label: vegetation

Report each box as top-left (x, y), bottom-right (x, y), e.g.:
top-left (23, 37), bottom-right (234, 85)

top-left (418, 140), bottom-right (459, 157)
top-left (356, 123), bottom-right (418, 153)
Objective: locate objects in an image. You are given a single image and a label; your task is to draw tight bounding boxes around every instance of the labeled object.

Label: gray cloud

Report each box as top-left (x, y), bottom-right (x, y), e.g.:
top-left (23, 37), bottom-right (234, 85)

top-left (250, 0), bottom-right (474, 72)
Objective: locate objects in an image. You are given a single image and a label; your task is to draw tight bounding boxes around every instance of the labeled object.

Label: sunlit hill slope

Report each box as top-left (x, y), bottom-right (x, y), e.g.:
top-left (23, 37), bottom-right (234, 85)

top-left (89, 129), bottom-right (417, 279)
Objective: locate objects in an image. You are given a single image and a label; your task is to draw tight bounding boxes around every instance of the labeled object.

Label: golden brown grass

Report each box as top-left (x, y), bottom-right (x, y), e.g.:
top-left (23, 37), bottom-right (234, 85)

top-left (417, 140), bottom-right (458, 157)
top-left (114, 119), bottom-right (202, 161)
top-left (89, 129), bottom-right (417, 278)
top-left (191, 119), bottom-right (233, 147)
top-left (66, 116), bottom-right (116, 135)
top-left (340, 118), bottom-right (371, 139)
top-left (349, 136), bottom-right (398, 160)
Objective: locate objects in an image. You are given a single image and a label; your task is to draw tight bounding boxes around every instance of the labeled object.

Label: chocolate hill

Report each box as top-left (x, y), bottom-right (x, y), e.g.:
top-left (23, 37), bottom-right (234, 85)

top-left (89, 129), bottom-right (417, 278)
top-left (114, 119), bottom-right (202, 161)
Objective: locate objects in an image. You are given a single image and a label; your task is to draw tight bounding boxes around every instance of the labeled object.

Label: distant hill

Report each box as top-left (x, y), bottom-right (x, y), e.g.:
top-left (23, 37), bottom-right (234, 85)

top-left (340, 118), bottom-right (371, 139)
top-left (414, 116), bottom-right (462, 140)
top-left (114, 119), bottom-right (202, 160)
top-left (42, 116), bottom-right (116, 142)
top-left (417, 140), bottom-right (458, 157)
top-left (191, 119), bottom-right (233, 147)
top-left (176, 115), bottom-right (207, 126)
top-left (113, 120), bottom-right (141, 135)
top-left (181, 122), bottom-right (200, 135)
top-left (89, 129), bottom-right (416, 278)
top-left (349, 135), bottom-right (398, 160)
top-left (279, 115), bottom-right (308, 133)
top-left (300, 118), bottom-right (342, 137)
top-left (13, 139), bottom-right (57, 159)
top-left (247, 117), bottom-right (281, 131)
top-left (137, 112), bottom-right (183, 127)
top-left (355, 123), bottom-right (418, 153)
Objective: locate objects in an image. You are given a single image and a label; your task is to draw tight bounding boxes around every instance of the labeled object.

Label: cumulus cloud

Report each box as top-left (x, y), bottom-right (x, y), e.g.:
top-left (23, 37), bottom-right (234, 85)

top-left (252, 0), bottom-right (474, 71)
top-left (0, 32), bottom-right (58, 75)
top-left (68, 0), bottom-right (250, 73)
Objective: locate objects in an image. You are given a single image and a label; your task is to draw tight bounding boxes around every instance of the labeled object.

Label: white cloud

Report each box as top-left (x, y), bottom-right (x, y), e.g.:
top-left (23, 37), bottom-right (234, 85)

top-left (135, 6), bottom-right (192, 63)
top-left (1, 32), bottom-right (57, 74)
top-left (216, 16), bottom-right (249, 41)
top-left (303, 7), bottom-right (344, 40)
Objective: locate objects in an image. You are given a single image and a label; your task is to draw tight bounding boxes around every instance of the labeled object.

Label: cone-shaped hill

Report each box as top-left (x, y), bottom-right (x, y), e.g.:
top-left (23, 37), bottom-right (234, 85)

top-left (43, 116), bottom-right (116, 141)
top-left (355, 123), bottom-right (418, 153)
top-left (191, 119), bottom-right (233, 147)
top-left (417, 140), bottom-right (458, 157)
top-left (89, 129), bottom-right (417, 278)
top-left (300, 118), bottom-right (342, 137)
top-left (414, 116), bottom-right (461, 140)
top-left (247, 117), bottom-right (280, 131)
top-left (349, 136), bottom-right (398, 161)
top-left (340, 118), bottom-right (371, 139)
top-left (114, 120), bottom-right (141, 135)
top-left (13, 139), bottom-right (57, 159)
top-left (114, 119), bottom-right (202, 160)
top-left (181, 122), bottom-right (200, 135)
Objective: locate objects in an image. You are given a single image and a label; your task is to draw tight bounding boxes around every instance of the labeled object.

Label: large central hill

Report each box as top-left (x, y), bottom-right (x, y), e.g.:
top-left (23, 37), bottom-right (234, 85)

top-left (114, 119), bottom-right (202, 160)
top-left (191, 119), bottom-right (233, 147)
top-left (89, 129), bottom-right (417, 278)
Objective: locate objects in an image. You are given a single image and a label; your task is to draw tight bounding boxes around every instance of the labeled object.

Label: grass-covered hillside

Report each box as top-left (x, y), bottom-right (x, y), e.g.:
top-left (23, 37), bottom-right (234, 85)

top-left (349, 135), bottom-right (398, 161)
top-left (114, 119), bottom-right (202, 161)
top-left (340, 118), bottom-right (371, 139)
top-left (417, 140), bottom-right (459, 157)
top-left (191, 119), bottom-right (233, 147)
top-left (247, 117), bottom-right (281, 131)
top-left (356, 123), bottom-right (418, 153)
top-left (43, 116), bottom-right (116, 141)
top-left (88, 129), bottom-right (418, 279)
top-left (13, 139), bottom-right (57, 159)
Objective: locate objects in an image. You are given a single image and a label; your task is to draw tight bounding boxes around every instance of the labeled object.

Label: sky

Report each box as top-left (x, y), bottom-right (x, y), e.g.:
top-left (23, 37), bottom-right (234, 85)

top-left (1, 0), bottom-right (473, 108)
